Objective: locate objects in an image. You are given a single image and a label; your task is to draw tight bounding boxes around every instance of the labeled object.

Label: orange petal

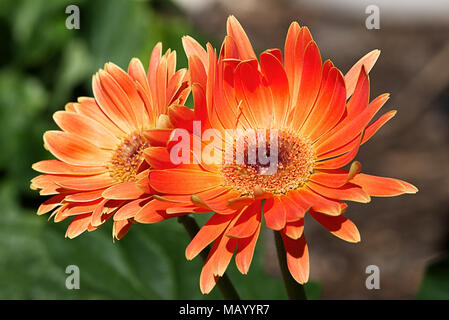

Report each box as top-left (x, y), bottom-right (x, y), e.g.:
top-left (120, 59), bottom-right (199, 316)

top-left (283, 192), bottom-right (310, 222)
top-left (235, 222), bottom-right (261, 274)
top-left (144, 146), bottom-right (178, 169)
top-left (302, 67), bottom-right (346, 141)
top-left (362, 110), bottom-right (397, 144)
top-left (227, 201), bottom-right (261, 238)
top-left (168, 105), bottom-right (196, 132)
top-left (105, 62), bottom-right (148, 129)
top-left (345, 49), bottom-right (380, 98)
top-left (90, 199), bottom-right (109, 227)
top-left (186, 213), bottom-right (234, 260)
top-left (165, 204), bottom-right (210, 214)
top-left (53, 111), bottom-right (119, 149)
top-left (182, 35), bottom-right (208, 67)
top-left (92, 73), bottom-right (133, 133)
top-left (346, 66), bottom-right (370, 116)
top-left (149, 169), bottom-right (223, 194)
top-left (295, 187), bottom-right (347, 216)
top-left (189, 55), bottom-right (207, 91)
top-left (134, 199), bottom-right (173, 223)
top-left (310, 162), bottom-right (362, 188)
top-left (234, 60), bottom-right (270, 128)
top-left (287, 27), bottom-right (313, 108)
top-left (284, 22), bottom-right (301, 95)
top-left (65, 189), bottom-right (105, 202)
top-left (281, 232), bottom-right (309, 284)
top-left (32, 160), bottom-right (106, 176)
top-left (97, 68), bottom-right (139, 128)
top-left (75, 97), bottom-right (125, 137)
top-left (191, 189), bottom-right (241, 215)
top-left (113, 219), bottom-right (133, 240)
top-left (315, 135), bottom-right (361, 170)
top-left (315, 93), bottom-right (389, 156)
top-left (199, 245), bottom-right (220, 294)
top-left (260, 51), bottom-right (290, 126)
top-left (143, 129), bottom-right (173, 147)
top-left (351, 173), bottom-right (418, 196)
top-left (43, 131), bottom-right (111, 166)
top-left (102, 181), bottom-right (145, 200)
top-left (310, 210), bottom-right (361, 243)
top-left (59, 200), bottom-right (102, 219)
top-left (263, 197), bottom-right (287, 231)
top-left (65, 213), bottom-right (92, 239)
top-left (283, 219), bottom-right (304, 240)
top-left (289, 41), bottom-right (322, 131)
top-left (226, 15), bottom-right (256, 60)
top-left (114, 198), bottom-right (150, 221)
top-left (307, 180), bottom-right (371, 203)
top-left (37, 194), bottom-right (65, 215)
top-left (56, 173), bottom-right (114, 191)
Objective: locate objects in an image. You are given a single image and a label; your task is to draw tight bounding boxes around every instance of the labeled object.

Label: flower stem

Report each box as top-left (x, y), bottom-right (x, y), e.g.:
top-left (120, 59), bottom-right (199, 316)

top-left (273, 230), bottom-right (307, 300)
top-left (177, 215), bottom-right (240, 300)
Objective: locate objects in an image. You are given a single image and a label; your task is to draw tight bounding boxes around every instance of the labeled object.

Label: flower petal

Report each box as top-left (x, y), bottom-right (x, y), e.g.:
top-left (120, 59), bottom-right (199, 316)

top-left (32, 160), bottom-right (106, 175)
top-left (294, 187), bottom-right (347, 216)
top-left (182, 35), bottom-right (208, 67)
top-left (65, 213), bottom-right (92, 239)
top-left (281, 232), bottom-right (309, 284)
top-left (43, 131), bottom-right (111, 166)
top-left (263, 196), bottom-right (287, 231)
top-left (307, 180), bottom-right (371, 203)
top-left (102, 181), bottom-right (145, 200)
top-left (226, 15), bottom-right (256, 60)
top-left (114, 197), bottom-right (150, 221)
top-left (113, 219), bottom-right (133, 240)
top-left (235, 222), bottom-right (261, 274)
top-left (186, 213), bottom-right (234, 260)
top-left (65, 189), bottom-right (105, 202)
top-left (134, 199), bottom-right (173, 223)
top-left (56, 173), bottom-right (114, 191)
top-left (283, 219), bottom-right (304, 240)
top-left (351, 173), bottom-right (418, 196)
top-left (310, 210), bottom-right (361, 243)
top-left (345, 49), bottom-right (380, 98)
top-left (53, 111), bottom-right (119, 149)
top-left (227, 201), bottom-right (261, 238)
top-left (149, 169), bottom-right (223, 194)
top-left (37, 194), bottom-right (65, 215)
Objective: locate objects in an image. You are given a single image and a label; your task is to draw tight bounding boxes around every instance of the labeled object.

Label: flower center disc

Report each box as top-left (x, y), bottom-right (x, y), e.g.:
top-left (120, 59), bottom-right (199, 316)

top-left (108, 133), bottom-right (149, 183)
top-left (221, 130), bottom-right (315, 196)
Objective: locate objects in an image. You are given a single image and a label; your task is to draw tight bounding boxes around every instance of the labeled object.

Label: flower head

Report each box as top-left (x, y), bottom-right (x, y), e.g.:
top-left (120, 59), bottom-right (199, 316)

top-left (146, 16), bottom-right (418, 293)
top-left (31, 43), bottom-right (189, 239)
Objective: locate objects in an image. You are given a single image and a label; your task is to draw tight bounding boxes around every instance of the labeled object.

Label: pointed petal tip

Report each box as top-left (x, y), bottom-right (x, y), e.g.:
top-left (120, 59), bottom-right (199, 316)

top-left (401, 181), bottom-right (419, 194)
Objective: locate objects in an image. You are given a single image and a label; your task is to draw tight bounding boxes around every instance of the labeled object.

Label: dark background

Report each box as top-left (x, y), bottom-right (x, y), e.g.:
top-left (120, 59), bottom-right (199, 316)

top-left (0, 0), bottom-right (448, 299)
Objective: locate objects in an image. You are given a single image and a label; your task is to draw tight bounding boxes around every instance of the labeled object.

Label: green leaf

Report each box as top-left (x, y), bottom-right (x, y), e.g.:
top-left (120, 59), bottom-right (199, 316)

top-left (417, 253), bottom-right (449, 300)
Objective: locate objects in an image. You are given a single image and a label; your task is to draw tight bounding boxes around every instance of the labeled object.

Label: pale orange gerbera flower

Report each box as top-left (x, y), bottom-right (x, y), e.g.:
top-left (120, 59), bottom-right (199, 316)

top-left (143, 16), bottom-right (418, 293)
top-left (31, 43), bottom-right (189, 239)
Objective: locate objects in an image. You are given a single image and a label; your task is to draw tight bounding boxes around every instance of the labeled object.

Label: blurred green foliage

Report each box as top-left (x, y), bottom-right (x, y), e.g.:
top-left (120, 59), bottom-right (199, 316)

top-left (0, 0), bottom-right (322, 300)
top-left (417, 254), bottom-right (449, 300)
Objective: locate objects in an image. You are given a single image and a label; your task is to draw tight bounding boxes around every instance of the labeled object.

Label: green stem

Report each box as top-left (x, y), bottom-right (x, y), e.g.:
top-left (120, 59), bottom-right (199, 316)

top-left (178, 215), bottom-right (240, 300)
top-left (274, 230), bottom-right (307, 300)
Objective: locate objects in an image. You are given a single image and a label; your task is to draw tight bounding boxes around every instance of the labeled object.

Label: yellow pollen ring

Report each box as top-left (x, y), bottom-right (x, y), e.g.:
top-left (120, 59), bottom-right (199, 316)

top-left (107, 132), bottom-right (149, 183)
top-left (220, 129), bottom-right (316, 196)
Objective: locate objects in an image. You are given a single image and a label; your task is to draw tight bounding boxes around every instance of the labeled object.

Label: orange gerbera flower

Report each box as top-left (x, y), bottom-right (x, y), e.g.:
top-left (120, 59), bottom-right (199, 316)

top-left (31, 43), bottom-right (189, 239)
top-left (144, 16), bottom-right (418, 293)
